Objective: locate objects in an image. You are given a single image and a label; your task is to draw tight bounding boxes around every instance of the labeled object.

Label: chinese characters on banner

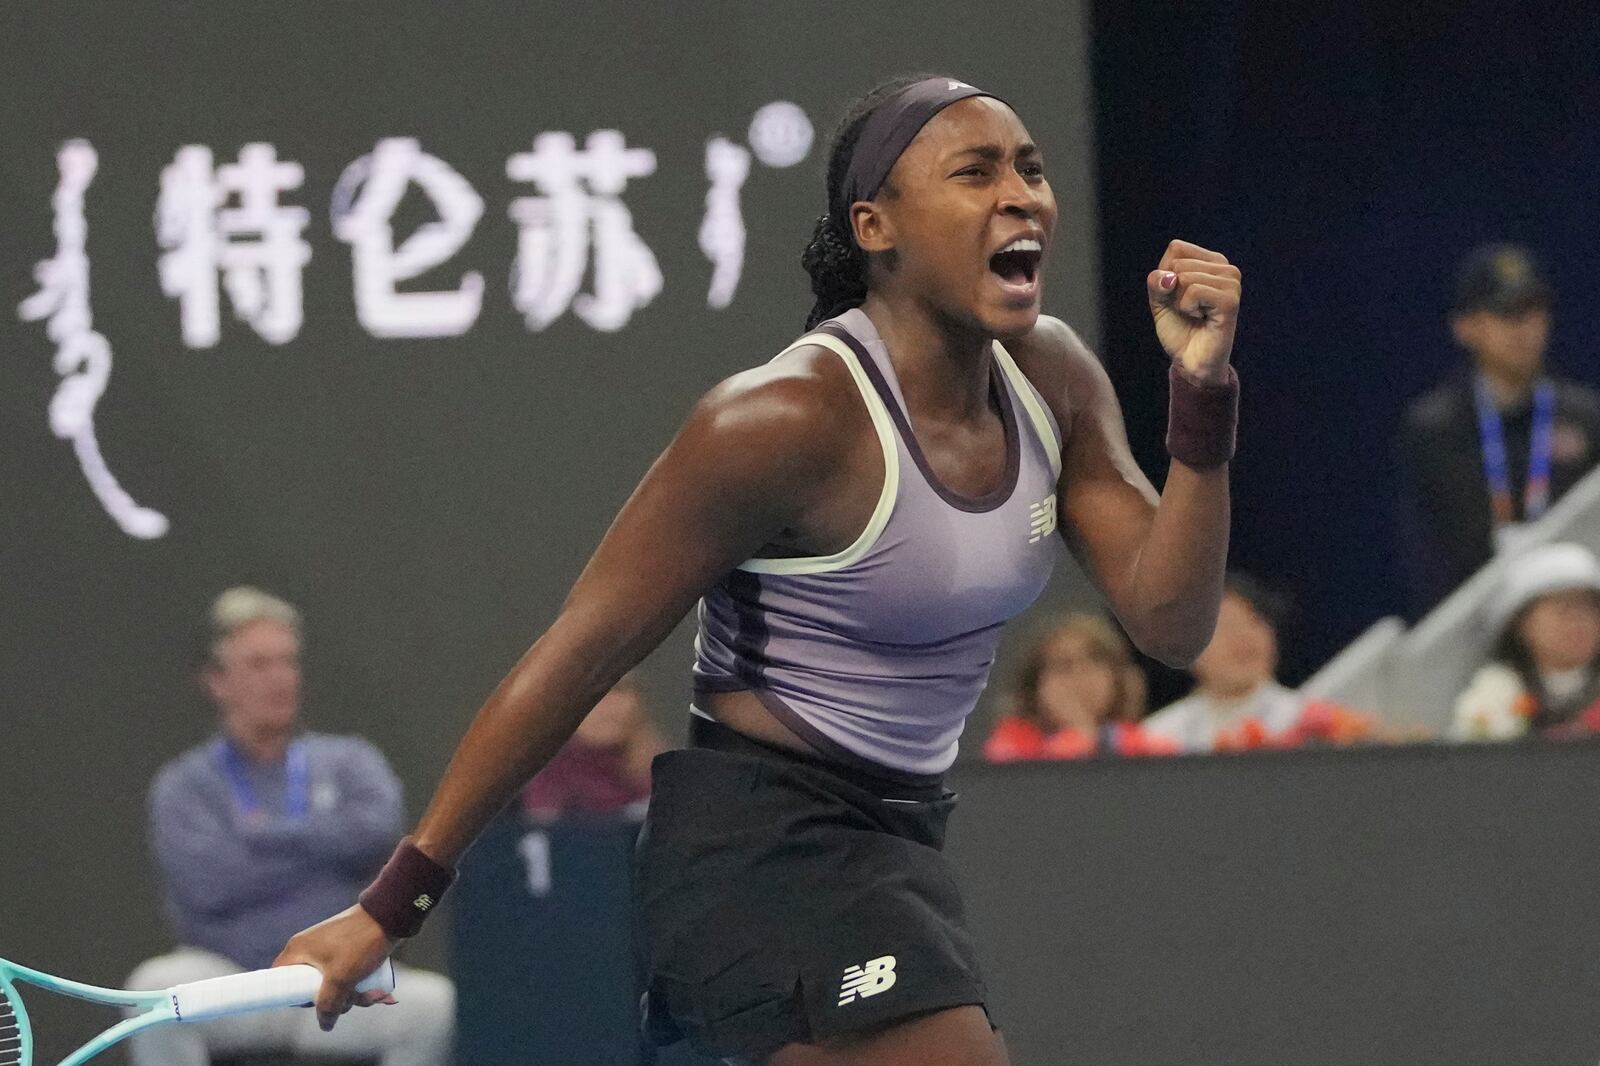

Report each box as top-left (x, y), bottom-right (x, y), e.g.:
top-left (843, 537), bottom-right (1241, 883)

top-left (331, 138), bottom-right (484, 338)
top-left (18, 104), bottom-right (814, 539)
top-left (508, 130), bottom-right (662, 332)
top-left (157, 143), bottom-right (311, 347)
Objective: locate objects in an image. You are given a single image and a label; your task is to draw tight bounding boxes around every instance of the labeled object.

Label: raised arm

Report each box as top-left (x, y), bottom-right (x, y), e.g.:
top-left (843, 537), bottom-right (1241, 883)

top-left (1015, 240), bottom-right (1239, 665)
top-left (274, 349), bottom-right (857, 1024)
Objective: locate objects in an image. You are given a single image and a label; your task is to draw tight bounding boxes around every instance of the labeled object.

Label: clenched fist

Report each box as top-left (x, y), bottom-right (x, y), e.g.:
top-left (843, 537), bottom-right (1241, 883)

top-left (1146, 239), bottom-right (1241, 384)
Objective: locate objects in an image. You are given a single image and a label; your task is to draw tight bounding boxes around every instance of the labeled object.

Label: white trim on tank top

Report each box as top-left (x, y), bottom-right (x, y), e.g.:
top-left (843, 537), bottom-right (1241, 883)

top-left (737, 332), bottom-right (902, 576)
top-left (737, 332), bottom-right (1064, 575)
top-left (991, 340), bottom-right (1063, 480)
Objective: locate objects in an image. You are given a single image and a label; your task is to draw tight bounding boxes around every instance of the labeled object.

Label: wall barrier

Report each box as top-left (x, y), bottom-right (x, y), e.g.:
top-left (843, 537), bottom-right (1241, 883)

top-left (452, 740), bottom-right (1600, 1065)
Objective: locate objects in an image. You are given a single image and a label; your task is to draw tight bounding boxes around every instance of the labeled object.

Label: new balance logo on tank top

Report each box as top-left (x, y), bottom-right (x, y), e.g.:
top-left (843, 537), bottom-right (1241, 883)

top-left (693, 308), bottom-right (1064, 777)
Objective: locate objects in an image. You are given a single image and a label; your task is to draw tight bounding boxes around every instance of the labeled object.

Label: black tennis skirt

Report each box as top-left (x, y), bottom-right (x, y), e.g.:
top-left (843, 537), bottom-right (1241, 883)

top-left (636, 715), bottom-right (989, 1061)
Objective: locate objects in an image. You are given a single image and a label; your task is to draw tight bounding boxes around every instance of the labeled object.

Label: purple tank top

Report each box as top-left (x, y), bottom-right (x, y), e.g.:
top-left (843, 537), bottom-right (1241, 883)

top-left (692, 308), bottom-right (1065, 777)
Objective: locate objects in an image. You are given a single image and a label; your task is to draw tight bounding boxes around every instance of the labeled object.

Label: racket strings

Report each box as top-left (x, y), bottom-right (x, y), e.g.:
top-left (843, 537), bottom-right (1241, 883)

top-left (0, 987), bottom-right (21, 1066)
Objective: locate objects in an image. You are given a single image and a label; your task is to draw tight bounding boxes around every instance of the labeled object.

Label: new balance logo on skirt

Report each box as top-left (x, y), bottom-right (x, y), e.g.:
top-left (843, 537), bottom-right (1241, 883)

top-left (838, 956), bottom-right (897, 1006)
top-left (413, 894), bottom-right (434, 912)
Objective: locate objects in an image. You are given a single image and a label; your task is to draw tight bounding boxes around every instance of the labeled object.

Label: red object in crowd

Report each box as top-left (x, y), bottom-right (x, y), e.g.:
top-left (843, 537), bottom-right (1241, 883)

top-left (983, 715), bottom-right (1179, 762)
top-left (1212, 698), bottom-right (1382, 752)
top-left (1543, 696), bottom-right (1600, 738)
top-left (520, 739), bottom-right (650, 817)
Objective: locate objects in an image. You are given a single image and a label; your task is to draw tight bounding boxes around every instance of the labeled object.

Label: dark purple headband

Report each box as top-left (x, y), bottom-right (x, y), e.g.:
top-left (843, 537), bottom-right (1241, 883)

top-left (840, 77), bottom-right (1001, 211)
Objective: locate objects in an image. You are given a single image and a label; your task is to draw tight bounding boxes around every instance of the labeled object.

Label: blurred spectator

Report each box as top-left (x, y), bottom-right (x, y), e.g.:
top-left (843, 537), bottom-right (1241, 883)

top-left (520, 672), bottom-right (666, 820)
top-left (1451, 543), bottom-right (1600, 740)
top-left (984, 615), bottom-right (1175, 760)
top-left (1399, 244), bottom-right (1600, 612)
top-left (126, 587), bottom-right (453, 1066)
top-left (1143, 575), bottom-right (1381, 753)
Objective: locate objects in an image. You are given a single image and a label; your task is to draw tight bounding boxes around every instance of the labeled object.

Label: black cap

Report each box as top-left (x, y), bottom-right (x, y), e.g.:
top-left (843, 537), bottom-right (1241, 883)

top-left (1453, 243), bottom-right (1554, 316)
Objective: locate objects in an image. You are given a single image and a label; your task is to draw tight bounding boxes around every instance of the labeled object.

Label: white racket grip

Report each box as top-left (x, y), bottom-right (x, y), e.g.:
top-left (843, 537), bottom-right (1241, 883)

top-left (171, 960), bottom-right (396, 1022)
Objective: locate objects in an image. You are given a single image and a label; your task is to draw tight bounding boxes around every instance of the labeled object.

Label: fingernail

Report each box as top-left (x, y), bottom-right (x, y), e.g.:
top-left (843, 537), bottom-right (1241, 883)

top-left (1160, 272), bottom-right (1177, 290)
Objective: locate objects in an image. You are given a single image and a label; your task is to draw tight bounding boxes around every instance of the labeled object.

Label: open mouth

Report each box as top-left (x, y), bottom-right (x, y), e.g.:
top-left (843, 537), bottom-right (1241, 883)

top-left (988, 238), bottom-right (1043, 294)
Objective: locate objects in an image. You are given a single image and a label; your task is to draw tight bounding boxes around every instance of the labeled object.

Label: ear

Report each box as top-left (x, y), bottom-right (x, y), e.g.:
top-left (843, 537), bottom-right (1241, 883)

top-left (1450, 312), bottom-right (1480, 351)
top-left (849, 200), bottom-right (895, 255)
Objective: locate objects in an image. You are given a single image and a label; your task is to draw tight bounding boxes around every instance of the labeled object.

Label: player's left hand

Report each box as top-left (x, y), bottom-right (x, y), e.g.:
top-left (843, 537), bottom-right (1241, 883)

top-left (1146, 239), bottom-right (1241, 384)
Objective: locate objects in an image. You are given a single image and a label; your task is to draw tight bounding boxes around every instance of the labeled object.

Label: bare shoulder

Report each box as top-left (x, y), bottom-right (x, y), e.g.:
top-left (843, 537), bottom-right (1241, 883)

top-left (692, 343), bottom-right (860, 437)
top-left (1002, 315), bottom-right (1116, 425)
top-left (677, 341), bottom-right (867, 483)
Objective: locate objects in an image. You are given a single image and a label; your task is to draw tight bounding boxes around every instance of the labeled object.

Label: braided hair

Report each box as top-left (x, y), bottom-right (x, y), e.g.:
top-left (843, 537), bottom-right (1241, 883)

top-left (801, 75), bottom-right (946, 330)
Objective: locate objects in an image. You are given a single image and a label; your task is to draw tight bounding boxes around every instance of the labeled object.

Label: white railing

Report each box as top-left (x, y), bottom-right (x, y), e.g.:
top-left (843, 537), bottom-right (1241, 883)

top-left (1299, 464), bottom-right (1600, 730)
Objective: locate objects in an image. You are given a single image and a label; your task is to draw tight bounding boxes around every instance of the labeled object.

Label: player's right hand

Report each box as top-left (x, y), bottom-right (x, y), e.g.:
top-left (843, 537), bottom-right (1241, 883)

top-left (274, 905), bottom-right (399, 1031)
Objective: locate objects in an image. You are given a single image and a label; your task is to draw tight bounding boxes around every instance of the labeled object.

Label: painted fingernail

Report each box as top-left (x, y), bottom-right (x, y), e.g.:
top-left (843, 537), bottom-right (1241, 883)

top-left (1160, 272), bottom-right (1177, 290)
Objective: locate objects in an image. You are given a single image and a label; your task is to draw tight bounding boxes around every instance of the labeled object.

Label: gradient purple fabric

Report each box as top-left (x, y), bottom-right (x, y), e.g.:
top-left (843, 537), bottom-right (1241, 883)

top-left (693, 309), bottom-right (1062, 777)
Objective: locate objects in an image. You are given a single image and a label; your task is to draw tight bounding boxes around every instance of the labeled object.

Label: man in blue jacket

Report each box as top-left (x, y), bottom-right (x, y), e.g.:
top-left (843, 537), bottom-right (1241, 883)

top-left (126, 587), bottom-right (454, 1066)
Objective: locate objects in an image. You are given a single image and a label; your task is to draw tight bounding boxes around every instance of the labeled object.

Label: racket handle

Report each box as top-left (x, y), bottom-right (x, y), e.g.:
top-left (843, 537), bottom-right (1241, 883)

top-left (171, 960), bottom-right (396, 1022)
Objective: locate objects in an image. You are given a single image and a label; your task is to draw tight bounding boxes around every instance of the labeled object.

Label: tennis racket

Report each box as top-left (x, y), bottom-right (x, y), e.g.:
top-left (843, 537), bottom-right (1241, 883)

top-left (0, 956), bottom-right (394, 1066)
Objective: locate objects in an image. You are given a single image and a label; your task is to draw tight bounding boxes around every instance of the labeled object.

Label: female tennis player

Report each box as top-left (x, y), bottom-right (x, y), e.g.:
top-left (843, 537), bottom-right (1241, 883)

top-left (276, 74), bottom-right (1241, 1065)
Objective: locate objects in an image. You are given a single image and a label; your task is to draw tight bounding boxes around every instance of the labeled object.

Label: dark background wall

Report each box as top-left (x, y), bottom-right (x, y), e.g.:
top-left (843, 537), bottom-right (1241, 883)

top-left (949, 740), bottom-right (1600, 1066)
top-left (1092, 2), bottom-right (1600, 698)
top-left (0, 0), bottom-right (1099, 1050)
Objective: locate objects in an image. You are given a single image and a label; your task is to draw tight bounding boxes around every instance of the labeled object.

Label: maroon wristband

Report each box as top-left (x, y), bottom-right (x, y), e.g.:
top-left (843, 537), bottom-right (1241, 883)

top-left (1166, 364), bottom-right (1239, 469)
top-left (359, 838), bottom-right (456, 939)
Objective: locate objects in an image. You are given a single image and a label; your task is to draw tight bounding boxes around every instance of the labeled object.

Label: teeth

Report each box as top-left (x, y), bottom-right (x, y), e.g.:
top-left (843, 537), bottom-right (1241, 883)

top-left (999, 238), bottom-right (1042, 254)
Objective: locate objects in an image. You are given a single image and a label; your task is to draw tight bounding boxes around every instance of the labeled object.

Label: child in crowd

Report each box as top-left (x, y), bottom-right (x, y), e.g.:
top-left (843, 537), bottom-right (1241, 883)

top-left (1452, 543), bottom-right (1600, 740)
top-left (984, 615), bottom-right (1175, 760)
top-left (1143, 573), bottom-right (1381, 753)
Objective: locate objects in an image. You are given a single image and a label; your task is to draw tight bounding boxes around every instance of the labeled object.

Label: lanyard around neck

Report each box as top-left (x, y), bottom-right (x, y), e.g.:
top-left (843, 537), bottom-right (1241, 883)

top-left (215, 736), bottom-right (309, 822)
top-left (1473, 375), bottom-right (1556, 527)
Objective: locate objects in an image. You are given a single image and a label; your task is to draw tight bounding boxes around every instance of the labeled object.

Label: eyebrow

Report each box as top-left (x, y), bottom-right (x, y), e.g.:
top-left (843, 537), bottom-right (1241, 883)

top-left (949, 142), bottom-right (1040, 162)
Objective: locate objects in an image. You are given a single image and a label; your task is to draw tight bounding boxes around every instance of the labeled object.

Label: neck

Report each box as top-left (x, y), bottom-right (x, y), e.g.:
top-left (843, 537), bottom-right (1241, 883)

top-left (225, 721), bottom-right (294, 764)
top-left (859, 292), bottom-right (994, 421)
top-left (1478, 364), bottom-right (1537, 407)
